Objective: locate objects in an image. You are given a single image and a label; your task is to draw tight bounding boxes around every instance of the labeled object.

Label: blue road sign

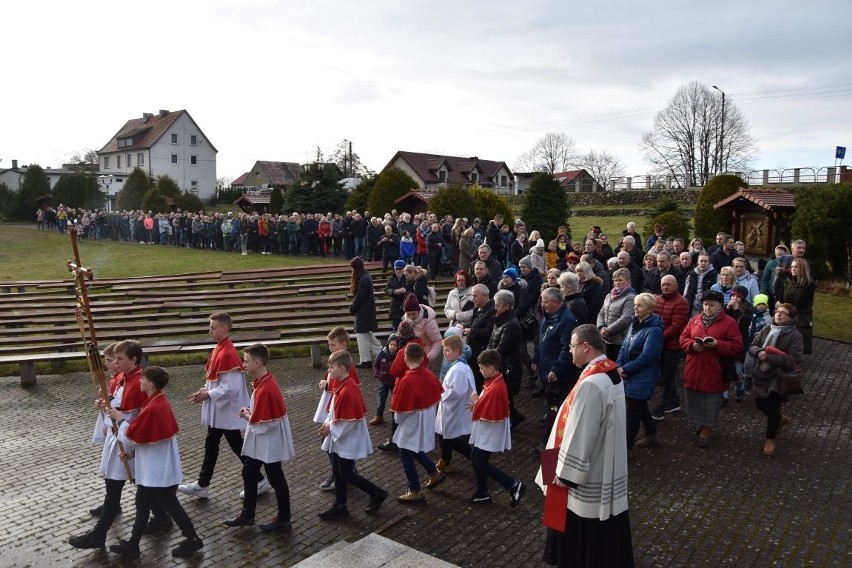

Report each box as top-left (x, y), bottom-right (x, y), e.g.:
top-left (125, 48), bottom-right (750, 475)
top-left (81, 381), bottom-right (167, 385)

top-left (837, 146), bottom-right (846, 160)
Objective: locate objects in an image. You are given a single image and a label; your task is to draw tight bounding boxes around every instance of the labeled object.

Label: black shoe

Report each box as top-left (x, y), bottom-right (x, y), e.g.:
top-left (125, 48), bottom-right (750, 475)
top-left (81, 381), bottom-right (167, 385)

top-left (143, 516), bottom-right (174, 535)
top-left (651, 408), bottom-right (665, 421)
top-left (109, 539), bottom-right (140, 558)
top-left (318, 504), bottom-right (349, 520)
top-left (356, 361), bottom-right (372, 369)
top-left (510, 481), bottom-right (527, 508)
top-left (223, 513), bottom-right (255, 527)
top-left (510, 413), bottom-right (526, 430)
top-left (467, 493), bottom-right (492, 505)
top-left (258, 516), bottom-right (292, 532)
top-left (89, 504), bottom-right (121, 517)
top-left (68, 531), bottom-right (105, 549)
top-left (172, 536), bottom-right (204, 557)
top-left (367, 489), bottom-right (388, 513)
top-left (377, 440), bottom-right (399, 452)
top-left (735, 390), bottom-right (745, 402)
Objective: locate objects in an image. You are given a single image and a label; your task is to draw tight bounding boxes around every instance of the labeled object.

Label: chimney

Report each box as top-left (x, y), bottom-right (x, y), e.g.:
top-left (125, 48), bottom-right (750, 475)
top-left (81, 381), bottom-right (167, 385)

top-left (12, 159), bottom-right (17, 169)
top-left (142, 112), bottom-right (153, 122)
top-left (158, 109), bottom-right (169, 117)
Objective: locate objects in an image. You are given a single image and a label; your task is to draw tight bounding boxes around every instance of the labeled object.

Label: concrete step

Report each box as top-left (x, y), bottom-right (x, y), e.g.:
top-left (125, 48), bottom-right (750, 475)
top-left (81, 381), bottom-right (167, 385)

top-left (292, 533), bottom-right (457, 568)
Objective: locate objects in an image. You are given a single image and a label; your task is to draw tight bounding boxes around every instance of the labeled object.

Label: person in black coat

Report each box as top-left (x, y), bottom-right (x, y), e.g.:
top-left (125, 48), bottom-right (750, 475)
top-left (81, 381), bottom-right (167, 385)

top-left (349, 257), bottom-right (381, 368)
top-left (385, 260), bottom-right (408, 330)
top-left (465, 283), bottom-right (496, 391)
top-left (488, 290), bottom-right (525, 428)
top-left (379, 225), bottom-right (400, 273)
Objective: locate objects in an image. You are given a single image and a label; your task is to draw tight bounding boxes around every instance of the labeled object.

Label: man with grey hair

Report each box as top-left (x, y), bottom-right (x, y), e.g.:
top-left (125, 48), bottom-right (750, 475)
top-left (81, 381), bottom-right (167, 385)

top-left (464, 284), bottom-right (496, 390)
top-left (488, 290), bottom-right (525, 427)
top-left (617, 250), bottom-right (644, 292)
top-left (533, 287), bottom-right (579, 444)
top-left (643, 250), bottom-right (682, 295)
top-left (470, 244), bottom-right (502, 281)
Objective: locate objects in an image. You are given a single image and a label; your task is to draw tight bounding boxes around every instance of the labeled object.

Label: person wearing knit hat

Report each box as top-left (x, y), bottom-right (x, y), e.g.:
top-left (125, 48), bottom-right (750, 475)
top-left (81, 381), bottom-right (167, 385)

top-left (566, 252), bottom-right (581, 265)
top-left (518, 256), bottom-right (532, 269)
top-left (502, 267), bottom-right (518, 282)
top-left (396, 320), bottom-right (416, 344)
top-left (752, 294), bottom-right (768, 307)
top-left (402, 293), bottom-right (420, 313)
top-left (369, 334), bottom-right (401, 426)
top-left (729, 286), bottom-right (749, 303)
top-left (725, 284), bottom-right (753, 402)
top-left (393, 259), bottom-right (406, 270)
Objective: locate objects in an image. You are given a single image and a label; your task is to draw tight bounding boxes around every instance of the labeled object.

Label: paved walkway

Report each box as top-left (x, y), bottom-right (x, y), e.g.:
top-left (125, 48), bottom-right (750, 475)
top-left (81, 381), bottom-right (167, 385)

top-left (0, 337), bottom-right (849, 567)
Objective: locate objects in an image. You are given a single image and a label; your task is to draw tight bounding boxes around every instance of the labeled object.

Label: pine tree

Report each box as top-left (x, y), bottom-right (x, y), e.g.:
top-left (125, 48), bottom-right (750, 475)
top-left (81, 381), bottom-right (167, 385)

top-left (520, 173), bottom-right (570, 242)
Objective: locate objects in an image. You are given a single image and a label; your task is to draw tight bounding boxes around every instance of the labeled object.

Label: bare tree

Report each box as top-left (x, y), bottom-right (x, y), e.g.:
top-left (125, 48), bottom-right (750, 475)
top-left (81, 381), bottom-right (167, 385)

top-left (329, 139), bottom-right (372, 177)
top-left (514, 132), bottom-right (579, 174)
top-left (640, 81), bottom-right (757, 187)
top-left (576, 149), bottom-right (626, 190)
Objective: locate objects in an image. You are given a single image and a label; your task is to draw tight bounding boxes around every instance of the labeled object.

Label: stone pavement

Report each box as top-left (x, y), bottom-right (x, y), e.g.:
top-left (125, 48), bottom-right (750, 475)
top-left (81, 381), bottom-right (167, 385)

top-left (0, 337), bottom-right (849, 567)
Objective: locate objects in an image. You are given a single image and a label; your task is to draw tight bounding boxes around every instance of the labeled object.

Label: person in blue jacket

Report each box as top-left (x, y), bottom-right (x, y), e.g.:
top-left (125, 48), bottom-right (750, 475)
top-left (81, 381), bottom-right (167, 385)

top-left (616, 292), bottom-right (664, 453)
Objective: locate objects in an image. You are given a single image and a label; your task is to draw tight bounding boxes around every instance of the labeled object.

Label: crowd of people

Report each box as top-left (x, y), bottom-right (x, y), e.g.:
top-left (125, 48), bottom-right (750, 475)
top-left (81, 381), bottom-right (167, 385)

top-left (62, 201), bottom-right (816, 566)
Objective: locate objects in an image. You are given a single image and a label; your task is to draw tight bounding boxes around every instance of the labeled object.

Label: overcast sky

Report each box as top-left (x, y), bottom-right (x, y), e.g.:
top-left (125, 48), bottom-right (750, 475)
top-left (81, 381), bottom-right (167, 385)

top-left (2, 0), bottom-right (848, 183)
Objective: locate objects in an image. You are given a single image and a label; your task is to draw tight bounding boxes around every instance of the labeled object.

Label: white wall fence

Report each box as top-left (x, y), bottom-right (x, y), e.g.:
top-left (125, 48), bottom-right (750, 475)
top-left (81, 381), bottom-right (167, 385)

top-left (608, 166), bottom-right (849, 191)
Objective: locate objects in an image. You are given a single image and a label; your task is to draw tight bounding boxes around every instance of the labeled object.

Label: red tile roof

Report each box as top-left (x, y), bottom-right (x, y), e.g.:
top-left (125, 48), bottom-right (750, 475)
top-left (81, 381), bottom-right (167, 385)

top-left (386, 151), bottom-right (511, 186)
top-left (98, 110), bottom-right (217, 154)
top-left (553, 170), bottom-right (583, 183)
top-left (231, 172), bottom-right (250, 186)
top-left (714, 188), bottom-right (796, 210)
top-left (250, 161), bottom-right (301, 186)
top-left (394, 188), bottom-right (438, 204)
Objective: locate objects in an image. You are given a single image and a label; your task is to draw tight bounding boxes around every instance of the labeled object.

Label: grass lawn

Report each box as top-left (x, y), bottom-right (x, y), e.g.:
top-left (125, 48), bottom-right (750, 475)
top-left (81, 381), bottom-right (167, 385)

top-left (0, 224), bottom-right (345, 281)
top-left (813, 290), bottom-right (852, 344)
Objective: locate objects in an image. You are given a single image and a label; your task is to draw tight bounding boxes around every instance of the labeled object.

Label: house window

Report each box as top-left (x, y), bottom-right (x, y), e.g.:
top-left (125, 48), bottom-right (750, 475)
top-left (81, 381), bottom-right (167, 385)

top-left (190, 181), bottom-right (198, 193)
top-left (470, 172), bottom-right (478, 183)
top-left (190, 155), bottom-right (198, 166)
top-left (190, 135), bottom-right (198, 146)
top-left (171, 154), bottom-right (178, 164)
top-left (116, 155), bottom-right (121, 168)
top-left (115, 177), bottom-right (124, 183)
top-left (171, 133), bottom-right (178, 144)
top-left (118, 137), bottom-right (132, 148)
top-left (127, 154), bottom-right (132, 167)
top-left (103, 156), bottom-right (110, 169)
top-left (137, 152), bottom-right (144, 165)
top-left (500, 175), bottom-right (507, 186)
top-left (438, 170), bottom-right (446, 183)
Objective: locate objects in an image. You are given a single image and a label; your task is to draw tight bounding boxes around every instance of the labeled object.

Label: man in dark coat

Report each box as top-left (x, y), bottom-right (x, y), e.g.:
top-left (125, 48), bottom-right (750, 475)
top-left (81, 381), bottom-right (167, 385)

top-left (488, 289), bottom-right (525, 428)
top-left (385, 260), bottom-right (408, 330)
top-left (349, 257), bottom-right (381, 368)
top-left (465, 283), bottom-right (496, 391)
top-left (533, 287), bottom-right (579, 443)
top-left (485, 213), bottom-right (505, 266)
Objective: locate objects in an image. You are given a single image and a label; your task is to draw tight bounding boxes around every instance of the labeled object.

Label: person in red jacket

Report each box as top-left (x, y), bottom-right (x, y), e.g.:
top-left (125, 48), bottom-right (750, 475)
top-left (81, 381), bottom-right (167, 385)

top-left (652, 275), bottom-right (690, 420)
top-left (318, 216), bottom-right (332, 257)
top-left (679, 290), bottom-right (743, 448)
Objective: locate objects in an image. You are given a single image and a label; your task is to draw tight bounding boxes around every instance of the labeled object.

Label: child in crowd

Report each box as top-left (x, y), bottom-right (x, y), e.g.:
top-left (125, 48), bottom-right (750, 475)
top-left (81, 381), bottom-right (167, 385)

top-left (378, 320), bottom-right (422, 452)
top-left (179, 312), bottom-right (264, 500)
top-left (225, 343), bottom-right (295, 532)
top-left (69, 341), bottom-right (170, 550)
top-left (107, 366), bottom-right (204, 558)
top-left (434, 335), bottom-right (476, 473)
top-left (369, 334), bottom-right (399, 426)
top-left (314, 327), bottom-right (361, 491)
top-left (743, 294), bottom-right (772, 392)
top-left (390, 343), bottom-right (446, 502)
top-left (318, 351), bottom-right (387, 519)
top-left (439, 326), bottom-right (472, 380)
top-left (468, 349), bottom-right (526, 507)
top-left (400, 231), bottom-right (415, 265)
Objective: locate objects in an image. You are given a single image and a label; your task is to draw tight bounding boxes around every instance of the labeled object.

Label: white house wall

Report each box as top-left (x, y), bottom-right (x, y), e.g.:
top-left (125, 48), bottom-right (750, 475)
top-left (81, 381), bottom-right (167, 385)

top-left (149, 113), bottom-right (217, 199)
top-left (391, 157), bottom-right (426, 189)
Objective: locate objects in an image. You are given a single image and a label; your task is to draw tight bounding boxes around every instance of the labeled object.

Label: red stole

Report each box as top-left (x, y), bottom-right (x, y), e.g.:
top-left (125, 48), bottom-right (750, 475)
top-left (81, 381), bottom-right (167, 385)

top-left (108, 372), bottom-right (122, 396)
top-left (205, 337), bottom-right (243, 381)
top-left (472, 374), bottom-right (510, 421)
top-left (119, 367), bottom-right (147, 412)
top-left (390, 366), bottom-right (443, 413)
top-left (125, 392), bottom-right (180, 445)
top-left (331, 376), bottom-right (367, 421)
top-left (249, 372), bottom-right (287, 423)
top-left (389, 340), bottom-right (428, 380)
top-left (543, 356), bottom-right (618, 532)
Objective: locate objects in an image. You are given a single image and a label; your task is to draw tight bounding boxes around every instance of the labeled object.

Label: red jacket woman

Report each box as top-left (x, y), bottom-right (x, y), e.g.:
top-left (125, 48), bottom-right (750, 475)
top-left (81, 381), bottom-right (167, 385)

top-left (680, 309), bottom-right (742, 393)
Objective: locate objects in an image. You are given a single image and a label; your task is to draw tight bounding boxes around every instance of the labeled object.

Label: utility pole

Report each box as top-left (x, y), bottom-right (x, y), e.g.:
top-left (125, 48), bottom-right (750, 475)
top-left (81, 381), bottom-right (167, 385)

top-left (712, 85), bottom-right (726, 174)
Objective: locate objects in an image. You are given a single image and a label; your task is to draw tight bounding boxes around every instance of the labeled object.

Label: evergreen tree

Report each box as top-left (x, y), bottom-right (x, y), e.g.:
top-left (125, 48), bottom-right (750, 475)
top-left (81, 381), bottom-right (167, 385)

top-left (0, 182), bottom-right (14, 221)
top-left (521, 173), bottom-right (571, 241)
top-left (116, 167), bottom-right (151, 210)
top-left (52, 173), bottom-right (106, 210)
top-left (693, 174), bottom-right (747, 243)
top-left (285, 163), bottom-right (347, 213)
top-left (13, 164), bottom-right (51, 220)
top-left (345, 173), bottom-right (377, 212)
top-left (156, 175), bottom-right (181, 198)
top-left (367, 167), bottom-right (418, 216)
top-left (140, 188), bottom-right (169, 214)
top-left (427, 184), bottom-right (477, 219)
top-left (176, 191), bottom-right (204, 214)
top-left (269, 186), bottom-right (285, 214)
top-left (792, 183), bottom-right (852, 282)
top-left (470, 187), bottom-right (514, 227)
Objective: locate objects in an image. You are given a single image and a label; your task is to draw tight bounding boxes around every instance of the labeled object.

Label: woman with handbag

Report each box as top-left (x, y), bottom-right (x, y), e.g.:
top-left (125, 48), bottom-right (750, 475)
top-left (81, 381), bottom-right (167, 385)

top-left (748, 303), bottom-right (804, 457)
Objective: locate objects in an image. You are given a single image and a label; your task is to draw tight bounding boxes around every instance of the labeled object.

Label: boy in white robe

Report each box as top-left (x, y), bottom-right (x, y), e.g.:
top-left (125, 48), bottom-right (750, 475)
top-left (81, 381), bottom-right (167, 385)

top-left (434, 335), bottom-right (475, 473)
top-left (318, 351), bottom-right (387, 520)
top-left (179, 311), bottom-right (264, 500)
top-left (107, 366), bottom-right (204, 559)
top-left (224, 343), bottom-right (295, 532)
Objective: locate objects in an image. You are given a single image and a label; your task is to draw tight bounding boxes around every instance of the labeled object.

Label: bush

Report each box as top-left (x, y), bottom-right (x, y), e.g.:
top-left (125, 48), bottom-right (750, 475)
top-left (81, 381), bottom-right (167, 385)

top-left (345, 175), bottom-right (376, 212)
top-left (792, 183), bottom-right (852, 283)
top-left (643, 197), bottom-right (686, 237)
top-left (176, 191), bottom-right (205, 213)
top-left (521, 173), bottom-right (571, 241)
top-left (116, 168), bottom-right (152, 211)
top-left (647, 211), bottom-right (691, 243)
top-left (368, 167), bottom-right (418, 216)
top-left (140, 188), bottom-right (170, 214)
top-left (428, 184), bottom-right (478, 220)
top-left (693, 174), bottom-right (747, 242)
top-left (470, 187), bottom-right (514, 228)
top-left (269, 186), bottom-right (285, 214)
top-left (156, 175), bottom-right (181, 198)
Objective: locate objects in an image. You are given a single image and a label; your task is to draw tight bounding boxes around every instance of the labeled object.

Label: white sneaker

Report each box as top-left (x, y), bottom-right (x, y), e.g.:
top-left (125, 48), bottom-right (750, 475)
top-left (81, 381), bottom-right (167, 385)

top-left (177, 481), bottom-right (209, 499)
top-left (319, 476), bottom-right (335, 491)
top-left (240, 478), bottom-right (271, 500)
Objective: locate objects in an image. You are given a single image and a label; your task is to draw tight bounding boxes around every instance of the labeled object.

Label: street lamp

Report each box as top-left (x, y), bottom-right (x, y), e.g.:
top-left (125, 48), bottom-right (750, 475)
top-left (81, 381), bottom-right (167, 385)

top-left (712, 85), bottom-right (726, 174)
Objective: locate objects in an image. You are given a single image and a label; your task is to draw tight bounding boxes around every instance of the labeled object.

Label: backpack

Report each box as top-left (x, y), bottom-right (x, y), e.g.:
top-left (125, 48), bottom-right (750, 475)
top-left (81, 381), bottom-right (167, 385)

top-left (427, 285), bottom-right (437, 307)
